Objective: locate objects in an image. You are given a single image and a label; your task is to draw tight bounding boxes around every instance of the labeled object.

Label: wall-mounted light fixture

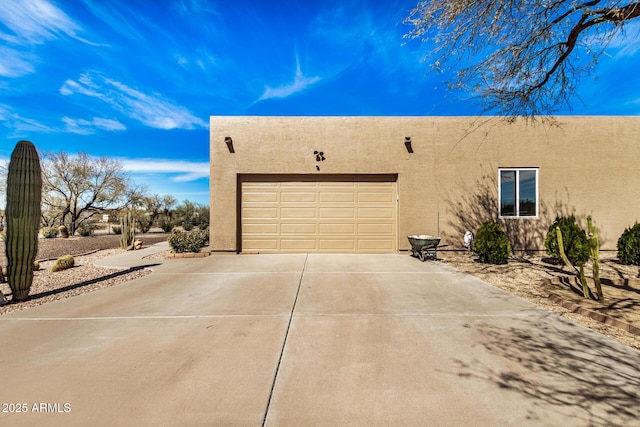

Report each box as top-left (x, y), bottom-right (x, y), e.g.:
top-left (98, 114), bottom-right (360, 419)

top-left (404, 136), bottom-right (413, 153)
top-left (225, 136), bottom-right (234, 153)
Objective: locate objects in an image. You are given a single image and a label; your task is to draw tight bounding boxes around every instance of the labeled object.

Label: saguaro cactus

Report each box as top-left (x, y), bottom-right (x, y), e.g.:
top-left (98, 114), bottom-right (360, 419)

top-left (119, 212), bottom-right (136, 249)
top-left (556, 227), bottom-right (592, 299)
top-left (5, 140), bottom-right (42, 301)
top-left (587, 216), bottom-right (603, 300)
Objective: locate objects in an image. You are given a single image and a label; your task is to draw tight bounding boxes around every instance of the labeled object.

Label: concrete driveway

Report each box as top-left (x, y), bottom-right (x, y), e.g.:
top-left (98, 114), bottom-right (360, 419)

top-left (0, 254), bottom-right (639, 426)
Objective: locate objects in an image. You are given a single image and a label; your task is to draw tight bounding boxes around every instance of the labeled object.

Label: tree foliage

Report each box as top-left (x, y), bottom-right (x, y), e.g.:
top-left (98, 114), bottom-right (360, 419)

top-left (132, 194), bottom-right (177, 232)
top-left (41, 152), bottom-right (145, 235)
top-left (404, 1), bottom-right (640, 118)
top-left (174, 200), bottom-right (209, 229)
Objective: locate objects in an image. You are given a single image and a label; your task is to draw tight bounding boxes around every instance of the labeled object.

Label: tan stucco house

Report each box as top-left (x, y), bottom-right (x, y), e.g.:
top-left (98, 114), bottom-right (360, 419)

top-left (210, 116), bottom-right (640, 253)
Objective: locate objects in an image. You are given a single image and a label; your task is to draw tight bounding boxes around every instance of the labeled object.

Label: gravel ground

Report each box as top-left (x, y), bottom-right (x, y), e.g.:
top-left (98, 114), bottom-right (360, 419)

top-left (0, 233), bottom-right (170, 314)
top-left (441, 251), bottom-right (640, 351)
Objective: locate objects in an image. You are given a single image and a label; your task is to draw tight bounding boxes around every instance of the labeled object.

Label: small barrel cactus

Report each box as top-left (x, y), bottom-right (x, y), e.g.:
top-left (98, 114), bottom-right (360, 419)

top-left (51, 255), bottom-right (75, 272)
top-left (5, 140), bottom-right (42, 301)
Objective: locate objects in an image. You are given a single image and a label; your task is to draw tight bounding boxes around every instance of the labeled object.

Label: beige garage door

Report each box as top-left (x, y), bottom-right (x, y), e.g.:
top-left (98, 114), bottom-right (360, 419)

top-left (241, 175), bottom-right (397, 253)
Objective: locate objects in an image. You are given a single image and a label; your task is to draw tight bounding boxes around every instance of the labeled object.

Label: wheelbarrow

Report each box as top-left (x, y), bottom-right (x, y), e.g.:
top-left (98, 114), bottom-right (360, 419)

top-left (407, 235), bottom-right (441, 261)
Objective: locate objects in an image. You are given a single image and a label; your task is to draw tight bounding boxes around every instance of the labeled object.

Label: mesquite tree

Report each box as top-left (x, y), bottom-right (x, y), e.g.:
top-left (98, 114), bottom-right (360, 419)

top-left (404, 1), bottom-right (640, 118)
top-left (41, 151), bottom-right (145, 235)
top-left (5, 140), bottom-right (42, 302)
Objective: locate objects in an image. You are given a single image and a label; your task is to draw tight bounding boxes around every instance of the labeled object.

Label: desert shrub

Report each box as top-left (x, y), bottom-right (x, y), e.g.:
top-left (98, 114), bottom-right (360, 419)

top-left (474, 221), bottom-right (511, 264)
top-left (77, 223), bottom-right (96, 236)
top-left (112, 226), bottom-right (122, 234)
top-left (138, 223), bottom-right (151, 233)
top-left (77, 227), bottom-right (92, 236)
top-left (182, 222), bottom-right (194, 231)
top-left (51, 255), bottom-right (75, 272)
top-left (617, 222), bottom-right (640, 265)
top-left (544, 216), bottom-right (590, 266)
top-left (160, 221), bottom-right (174, 232)
top-left (168, 229), bottom-right (209, 253)
top-left (41, 226), bottom-right (58, 238)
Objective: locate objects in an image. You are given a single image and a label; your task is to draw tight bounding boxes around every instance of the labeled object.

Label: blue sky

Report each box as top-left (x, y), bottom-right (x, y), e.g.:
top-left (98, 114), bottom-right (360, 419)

top-left (2, 0), bottom-right (639, 205)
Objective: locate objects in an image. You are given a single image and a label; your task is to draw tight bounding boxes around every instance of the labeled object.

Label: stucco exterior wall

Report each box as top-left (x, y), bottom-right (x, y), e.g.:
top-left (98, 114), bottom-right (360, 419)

top-left (210, 116), bottom-right (640, 252)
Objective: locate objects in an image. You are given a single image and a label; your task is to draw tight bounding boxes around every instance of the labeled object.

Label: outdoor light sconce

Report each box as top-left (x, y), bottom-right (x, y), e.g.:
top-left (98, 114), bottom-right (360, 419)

top-left (404, 136), bottom-right (413, 153)
top-left (225, 136), bottom-right (234, 153)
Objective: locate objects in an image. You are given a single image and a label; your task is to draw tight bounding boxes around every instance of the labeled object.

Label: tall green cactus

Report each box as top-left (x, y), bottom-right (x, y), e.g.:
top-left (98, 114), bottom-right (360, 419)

top-left (556, 227), bottom-right (592, 299)
top-left (5, 140), bottom-right (42, 301)
top-left (119, 211), bottom-right (136, 249)
top-left (587, 216), bottom-right (603, 300)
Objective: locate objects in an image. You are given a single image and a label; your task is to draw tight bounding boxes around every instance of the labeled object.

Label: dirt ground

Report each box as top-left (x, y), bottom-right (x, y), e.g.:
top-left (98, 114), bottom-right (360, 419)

top-left (439, 250), bottom-right (640, 351)
top-left (0, 233), bottom-right (170, 265)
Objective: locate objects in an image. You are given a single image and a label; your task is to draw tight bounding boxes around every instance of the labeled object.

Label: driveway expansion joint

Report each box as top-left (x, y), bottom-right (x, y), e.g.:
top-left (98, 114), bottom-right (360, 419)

top-left (262, 253), bottom-right (308, 426)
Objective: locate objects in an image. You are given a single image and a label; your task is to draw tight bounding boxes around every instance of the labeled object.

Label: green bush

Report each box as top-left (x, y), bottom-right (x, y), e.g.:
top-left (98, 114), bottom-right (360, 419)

top-left (617, 222), bottom-right (640, 265)
top-left (160, 221), bottom-right (174, 232)
top-left (168, 229), bottom-right (209, 253)
top-left (77, 223), bottom-right (96, 236)
top-left (474, 221), bottom-right (511, 264)
top-left (41, 226), bottom-right (58, 238)
top-left (112, 226), bottom-right (122, 234)
top-left (544, 216), bottom-right (590, 266)
top-left (182, 222), bottom-right (194, 231)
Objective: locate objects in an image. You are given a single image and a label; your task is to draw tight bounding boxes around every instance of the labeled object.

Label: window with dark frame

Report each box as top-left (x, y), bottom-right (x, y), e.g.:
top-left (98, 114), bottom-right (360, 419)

top-left (499, 168), bottom-right (538, 218)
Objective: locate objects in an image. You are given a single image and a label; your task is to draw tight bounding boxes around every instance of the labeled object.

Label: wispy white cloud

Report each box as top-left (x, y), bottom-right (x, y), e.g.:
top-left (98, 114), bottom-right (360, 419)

top-left (0, 0), bottom-right (94, 45)
top-left (0, 46), bottom-right (35, 77)
top-left (308, 3), bottom-right (423, 80)
top-left (0, 104), bottom-right (55, 136)
top-left (258, 57), bottom-right (321, 101)
top-left (81, 0), bottom-right (147, 42)
top-left (120, 158), bottom-right (209, 182)
top-left (62, 116), bottom-right (126, 135)
top-left (60, 71), bottom-right (208, 130)
top-left (174, 49), bottom-right (217, 71)
top-left (605, 21), bottom-right (640, 57)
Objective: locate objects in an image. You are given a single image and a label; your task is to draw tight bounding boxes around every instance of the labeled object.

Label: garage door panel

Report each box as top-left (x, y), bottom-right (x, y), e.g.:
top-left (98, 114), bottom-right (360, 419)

top-left (358, 207), bottom-right (395, 219)
top-left (319, 223), bottom-right (355, 234)
top-left (281, 223), bottom-right (317, 234)
top-left (319, 207), bottom-right (355, 219)
top-left (358, 239), bottom-right (395, 250)
top-left (281, 239), bottom-right (317, 250)
top-left (280, 207), bottom-right (317, 219)
top-left (243, 239), bottom-right (278, 250)
top-left (319, 192), bottom-right (355, 203)
top-left (281, 192), bottom-right (317, 202)
top-left (358, 192), bottom-right (395, 203)
top-left (319, 239), bottom-right (356, 250)
top-left (318, 181), bottom-right (356, 188)
top-left (241, 175), bottom-right (396, 253)
top-left (243, 191), bottom-right (278, 203)
top-left (243, 207), bottom-right (278, 219)
top-left (243, 223), bottom-right (278, 234)
top-left (358, 223), bottom-right (394, 234)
